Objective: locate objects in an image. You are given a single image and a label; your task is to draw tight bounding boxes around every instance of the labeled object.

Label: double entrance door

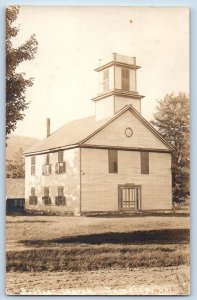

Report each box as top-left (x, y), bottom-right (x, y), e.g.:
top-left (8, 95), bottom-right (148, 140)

top-left (119, 186), bottom-right (141, 210)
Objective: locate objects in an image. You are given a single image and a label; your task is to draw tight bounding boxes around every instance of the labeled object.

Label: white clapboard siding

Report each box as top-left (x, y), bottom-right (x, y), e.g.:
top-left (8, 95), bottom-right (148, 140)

top-left (25, 148), bottom-right (80, 214)
top-left (114, 96), bottom-right (141, 114)
top-left (84, 110), bottom-right (169, 150)
top-left (81, 148), bottom-right (172, 212)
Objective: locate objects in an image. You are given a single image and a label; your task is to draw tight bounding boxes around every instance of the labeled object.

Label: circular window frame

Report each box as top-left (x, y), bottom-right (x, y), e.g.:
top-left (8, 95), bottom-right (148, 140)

top-left (125, 127), bottom-right (133, 137)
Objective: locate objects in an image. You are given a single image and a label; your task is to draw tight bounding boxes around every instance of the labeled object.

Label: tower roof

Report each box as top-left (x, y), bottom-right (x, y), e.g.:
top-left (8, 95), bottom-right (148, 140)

top-left (95, 53), bottom-right (141, 72)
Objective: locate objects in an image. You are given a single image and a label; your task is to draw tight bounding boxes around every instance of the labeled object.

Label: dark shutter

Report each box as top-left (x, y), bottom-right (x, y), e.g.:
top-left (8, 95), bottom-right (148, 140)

top-left (48, 164), bottom-right (52, 174)
top-left (31, 166), bottom-right (35, 176)
top-left (58, 186), bottom-right (64, 197)
top-left (46, 154), bottom-right (50, 164)
top-left (29, 196), bottom-right (37, 205)
top-left (108, 149), bottom-right (118, 173)
top-left (63, 161), bottom-right (66, 173)
top-left (31, 187), bottom-right (36, 196)
top-left (55, 162), bottom-right (59, 174)
top-left (31, 156), bottom-right (35, 175)
top-left (44, 187), bottom-right (49, 196)
top-left (31, 156), bottom-right (35, 165)
top-left (141, 152), bottom-right (149, 174)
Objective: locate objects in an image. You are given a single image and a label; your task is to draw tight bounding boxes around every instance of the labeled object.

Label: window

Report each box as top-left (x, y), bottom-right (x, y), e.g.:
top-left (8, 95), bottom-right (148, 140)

top-left (102, 69), bottom-right (109, 92)
top-left (46, 153), bottom-right (50, 164)
top-left (42, 187), bottom-right (51, 205)
top-left (29, 187), bottom-right (38, 205)
top-left (55, 186), bottom-right (66, 206)
top-left (58, 151), bottom-right (64, 162)
top-left (141, 151), bottom-right (149, 174)
top-left (121, 68), bottom-right (130, 90)
top-left (31, 156), bottom-right (35, 176)
top-left (56, 151), bottom-right (66, 174)
top-left (108, 149), bottom-right (118, 173)
top-left (42, 154), bottom-right (52, 175)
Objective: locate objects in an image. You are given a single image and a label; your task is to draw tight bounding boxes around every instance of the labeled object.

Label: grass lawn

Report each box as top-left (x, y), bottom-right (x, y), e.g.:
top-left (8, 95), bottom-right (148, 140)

top-left (6, 215), bottom-right (190, 295)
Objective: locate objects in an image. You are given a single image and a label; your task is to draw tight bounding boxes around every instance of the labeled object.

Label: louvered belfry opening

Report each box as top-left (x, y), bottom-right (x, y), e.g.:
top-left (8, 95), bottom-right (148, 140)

top-left (92, 53), bottom-right (145, 120)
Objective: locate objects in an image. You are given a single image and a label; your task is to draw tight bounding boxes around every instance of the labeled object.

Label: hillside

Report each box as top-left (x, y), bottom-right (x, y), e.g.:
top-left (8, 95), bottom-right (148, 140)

top-left (6, 135), bottom-right (40, 160)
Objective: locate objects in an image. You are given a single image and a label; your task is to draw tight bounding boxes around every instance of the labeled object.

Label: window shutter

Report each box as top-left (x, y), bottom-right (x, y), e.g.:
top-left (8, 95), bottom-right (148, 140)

top-left (44, 187), bottom-right (49, 197)
top-left (31, 166), bottom-right (35, 176)
top-left (49, 164), bottom-right (52, 174)
top-left (63, 161), bottom-right (66, 173)
top-left (31, 156), bottom-right (35, 165)
top-left (55, 162), bottom-right (59, 174)
top-left (141, 152), bottom-right (149, 174)
top-left (31, 187), bottom-right (36, 196)
top-left (31, 156), bottom-right (36, 175)
top-left (58, 186), bottom-right (64, 197)
top-left (46, 154), bottom-right (50, 164)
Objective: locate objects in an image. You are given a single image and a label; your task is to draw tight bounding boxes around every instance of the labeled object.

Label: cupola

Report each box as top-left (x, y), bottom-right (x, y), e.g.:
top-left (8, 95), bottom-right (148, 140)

top-left (92, 53), bottom-right (144, 120)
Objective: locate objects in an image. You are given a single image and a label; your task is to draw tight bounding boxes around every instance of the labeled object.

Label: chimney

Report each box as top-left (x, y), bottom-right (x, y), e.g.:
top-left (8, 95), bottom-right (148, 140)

top-left (46, 118), bottom-right (50, 137)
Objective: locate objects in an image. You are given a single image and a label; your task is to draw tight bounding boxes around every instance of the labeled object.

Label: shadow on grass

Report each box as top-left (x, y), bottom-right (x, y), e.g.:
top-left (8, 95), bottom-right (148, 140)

top-left (22, 229), bottom-right (189, 247)
top-left (7, 220), bottom-right (50, 224)
top-left (86, 213), bottom-right (190, 218)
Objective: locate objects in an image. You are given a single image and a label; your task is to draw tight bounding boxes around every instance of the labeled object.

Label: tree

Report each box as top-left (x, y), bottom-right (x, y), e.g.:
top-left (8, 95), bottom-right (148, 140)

top-left (6, 147), bottom-right (25, 178)
top-left (6, 6), bottom-right (38, 138)
top-left (151, 93), bottom-right (190, 204)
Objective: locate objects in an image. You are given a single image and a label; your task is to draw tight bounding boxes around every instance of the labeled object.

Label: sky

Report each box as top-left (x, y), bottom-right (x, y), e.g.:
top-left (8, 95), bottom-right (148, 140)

top-left (12, 6), bottom-right (189, 139)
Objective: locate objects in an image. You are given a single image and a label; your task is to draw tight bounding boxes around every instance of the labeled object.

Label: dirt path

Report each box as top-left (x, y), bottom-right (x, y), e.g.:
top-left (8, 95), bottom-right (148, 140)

top-left (6, 265), bottom-right (189, 295)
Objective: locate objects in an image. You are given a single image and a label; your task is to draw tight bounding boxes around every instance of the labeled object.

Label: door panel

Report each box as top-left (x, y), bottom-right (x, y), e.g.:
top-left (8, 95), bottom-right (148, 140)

top-left (120, 186), bottom-right (140, 210)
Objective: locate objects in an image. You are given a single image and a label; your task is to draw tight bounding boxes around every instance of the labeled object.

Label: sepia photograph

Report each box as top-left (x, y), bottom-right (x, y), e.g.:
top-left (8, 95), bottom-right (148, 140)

top-left (6, 6), bottom-right (189, 295)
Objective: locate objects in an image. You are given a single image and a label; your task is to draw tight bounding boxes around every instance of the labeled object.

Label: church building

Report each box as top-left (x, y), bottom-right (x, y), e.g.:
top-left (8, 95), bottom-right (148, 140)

top-left (24, 53), bottom-right (172, 215)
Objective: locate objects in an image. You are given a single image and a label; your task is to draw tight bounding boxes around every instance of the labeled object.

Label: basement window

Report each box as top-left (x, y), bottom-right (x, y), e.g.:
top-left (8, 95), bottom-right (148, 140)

top-left (31, 156), bottom-right (36, 176)
top-left (42, 187), bottom-right (51, 205)
top-left (121, 68), bottom-right (130, 90)
top-left (29, 187), bottom-right (38, 205)
top-left (141, 151), bottom-right (149, 174)
top-left (108, 149), bottom-right (118, 173)
top-left (55, 186), bottom-right (66, 206)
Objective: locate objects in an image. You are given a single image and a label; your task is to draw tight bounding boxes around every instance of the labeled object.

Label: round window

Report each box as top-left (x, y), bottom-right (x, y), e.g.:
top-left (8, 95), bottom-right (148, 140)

top-left (125, 127), bottom-right (133, 137)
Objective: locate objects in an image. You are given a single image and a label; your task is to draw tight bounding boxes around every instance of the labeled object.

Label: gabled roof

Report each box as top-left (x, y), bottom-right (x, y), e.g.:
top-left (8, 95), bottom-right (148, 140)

top-left (24, 115), bottom-right (112, 155)
top-left (24, 105), bottom-right (172, 155)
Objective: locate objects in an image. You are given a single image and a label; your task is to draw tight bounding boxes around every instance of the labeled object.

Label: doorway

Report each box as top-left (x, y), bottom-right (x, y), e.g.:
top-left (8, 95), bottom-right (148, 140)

top-left (119, 185), bottom-right (141, 210)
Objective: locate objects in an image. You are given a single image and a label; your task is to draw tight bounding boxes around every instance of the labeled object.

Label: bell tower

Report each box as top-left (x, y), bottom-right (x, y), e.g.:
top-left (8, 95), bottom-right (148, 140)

top-left (92, 53), bottom-right (144, 120)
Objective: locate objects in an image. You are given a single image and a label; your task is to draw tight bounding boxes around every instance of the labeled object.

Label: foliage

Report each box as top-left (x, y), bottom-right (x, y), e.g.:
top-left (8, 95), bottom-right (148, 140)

top-left (151, 93), bottom-right (190, 203)
top-left (6, 147), bottom-right (25, 178)
top-left (6, 6), bottom-right (38, 138)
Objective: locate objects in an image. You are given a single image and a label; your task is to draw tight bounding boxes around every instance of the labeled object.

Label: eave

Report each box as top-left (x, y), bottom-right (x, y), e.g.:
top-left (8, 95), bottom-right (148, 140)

top-left (94, 61), bottom-right (141, 72)
top-left (92, 89), bottom-right (145, 102)
top-left (24, 144), bottom-right (79, 156)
